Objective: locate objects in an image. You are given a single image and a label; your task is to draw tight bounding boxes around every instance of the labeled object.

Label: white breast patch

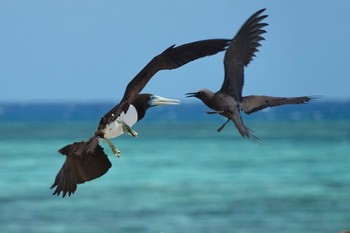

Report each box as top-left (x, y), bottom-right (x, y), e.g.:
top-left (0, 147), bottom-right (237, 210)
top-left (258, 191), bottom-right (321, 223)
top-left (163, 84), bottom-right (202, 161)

top-left (103, 105), bottom-right (138, 139)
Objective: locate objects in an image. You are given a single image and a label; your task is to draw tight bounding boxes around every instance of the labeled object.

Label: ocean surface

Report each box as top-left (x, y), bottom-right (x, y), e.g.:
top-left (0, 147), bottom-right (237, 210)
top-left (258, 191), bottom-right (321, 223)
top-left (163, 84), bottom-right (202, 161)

top-left (0, 101), bottom-right (349, 233)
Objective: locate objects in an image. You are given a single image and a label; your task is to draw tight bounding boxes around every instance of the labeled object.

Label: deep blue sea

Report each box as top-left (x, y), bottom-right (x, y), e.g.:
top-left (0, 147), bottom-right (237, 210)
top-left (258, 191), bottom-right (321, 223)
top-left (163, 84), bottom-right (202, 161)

top-left (0, 101), bottom-right (349, 233)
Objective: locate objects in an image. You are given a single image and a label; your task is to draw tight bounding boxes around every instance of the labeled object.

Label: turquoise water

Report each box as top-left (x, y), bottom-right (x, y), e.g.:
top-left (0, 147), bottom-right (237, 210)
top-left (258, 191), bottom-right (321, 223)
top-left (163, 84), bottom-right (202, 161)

top-left (0, 103), bottom-right (350, 233)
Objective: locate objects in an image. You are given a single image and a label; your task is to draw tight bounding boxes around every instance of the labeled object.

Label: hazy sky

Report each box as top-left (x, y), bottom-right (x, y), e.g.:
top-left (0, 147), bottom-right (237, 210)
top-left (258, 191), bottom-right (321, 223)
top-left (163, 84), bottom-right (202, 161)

top-left (1, 0), bottom-right (349, 103)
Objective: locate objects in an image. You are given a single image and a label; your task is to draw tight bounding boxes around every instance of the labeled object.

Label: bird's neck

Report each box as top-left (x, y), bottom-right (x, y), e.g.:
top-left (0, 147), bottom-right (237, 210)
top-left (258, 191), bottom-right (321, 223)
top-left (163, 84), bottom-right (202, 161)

top-left (132, 101), bottom-right (149, 121)
top-left (201, 91), bottom-right (216, 110)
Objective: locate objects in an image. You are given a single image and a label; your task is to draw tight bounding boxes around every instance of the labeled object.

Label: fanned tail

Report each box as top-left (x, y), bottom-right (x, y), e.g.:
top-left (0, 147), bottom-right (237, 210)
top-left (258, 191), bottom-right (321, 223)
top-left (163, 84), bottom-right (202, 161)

top-left (235, 121), bottom-right (260, 143)
top-left (245, 127), bottom-right (261, 144)
top-left (231, 114), bottom-right (260, 143)
top-left (50, 136), bottom-right (112, 197)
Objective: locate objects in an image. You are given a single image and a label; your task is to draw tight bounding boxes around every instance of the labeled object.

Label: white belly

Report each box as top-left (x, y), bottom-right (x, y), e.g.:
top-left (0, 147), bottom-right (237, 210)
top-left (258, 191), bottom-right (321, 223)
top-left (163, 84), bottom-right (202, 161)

top-left (103, 105), bottom-right (138, 139)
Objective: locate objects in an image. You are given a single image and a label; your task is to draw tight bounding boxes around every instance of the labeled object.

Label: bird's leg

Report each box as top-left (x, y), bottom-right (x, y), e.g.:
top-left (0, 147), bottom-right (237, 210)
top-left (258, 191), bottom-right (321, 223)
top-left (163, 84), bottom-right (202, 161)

top-left (104, 138), bottom-right (121, 157)
top-left (207, 110), bottom-right (224, 115)
top-left (217, 119), bottom-right (230, 132)
top-left (117, 119), bottom-right (138, 137)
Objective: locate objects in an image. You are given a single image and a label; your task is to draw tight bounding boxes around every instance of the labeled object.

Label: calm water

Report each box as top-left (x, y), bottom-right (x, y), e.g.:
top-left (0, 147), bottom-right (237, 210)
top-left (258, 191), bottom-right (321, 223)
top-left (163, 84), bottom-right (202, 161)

top-left (0, 102), bottom-right (349, 233)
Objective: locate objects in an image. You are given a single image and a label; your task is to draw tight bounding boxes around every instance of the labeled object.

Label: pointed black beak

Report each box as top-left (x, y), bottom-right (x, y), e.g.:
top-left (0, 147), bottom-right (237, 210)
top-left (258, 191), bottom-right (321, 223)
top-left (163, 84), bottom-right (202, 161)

top-left (185, 92), bottom-right (197, 98)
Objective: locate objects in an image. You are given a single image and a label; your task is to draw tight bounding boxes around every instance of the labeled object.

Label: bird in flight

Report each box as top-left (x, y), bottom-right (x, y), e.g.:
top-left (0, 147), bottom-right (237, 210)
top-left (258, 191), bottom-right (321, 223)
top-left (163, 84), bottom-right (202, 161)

top-left (51, 39), bottom-right (231, 197)
top-left (186, 9), bottom-right (312, 141)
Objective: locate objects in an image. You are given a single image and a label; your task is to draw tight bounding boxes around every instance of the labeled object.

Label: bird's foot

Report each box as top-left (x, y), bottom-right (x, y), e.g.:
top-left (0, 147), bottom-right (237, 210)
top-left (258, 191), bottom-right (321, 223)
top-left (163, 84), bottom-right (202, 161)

top-left (104, 138), bottom-right (121, 157)
top-left (217, 125), bottom-right (225, 132)
top-left (117, 120), bottom-right (138, 137)
top-left (207, 110), bottom-right (224, 115)
top-left (217, 119), bottom-right (230, 132)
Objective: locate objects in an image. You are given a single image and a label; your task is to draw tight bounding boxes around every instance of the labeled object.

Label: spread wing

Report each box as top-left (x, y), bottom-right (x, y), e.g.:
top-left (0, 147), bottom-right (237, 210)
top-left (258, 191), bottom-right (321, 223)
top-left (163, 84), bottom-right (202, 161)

top-left (51, 139), bottom-right (112, 197)
top-left (241, 95), bottom-right (313, 114)
top-left (98, 39), bottom-right (231, 128)
top-left (219, 8), bottom-right (268, 101)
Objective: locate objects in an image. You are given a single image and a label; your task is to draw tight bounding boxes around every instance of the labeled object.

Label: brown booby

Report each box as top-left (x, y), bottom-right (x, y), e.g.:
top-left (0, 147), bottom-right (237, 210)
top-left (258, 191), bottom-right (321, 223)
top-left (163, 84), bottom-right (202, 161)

top-left (186, 9), bottom-right (312, 141)
top-left (51, 39), bottom-right (231, 197)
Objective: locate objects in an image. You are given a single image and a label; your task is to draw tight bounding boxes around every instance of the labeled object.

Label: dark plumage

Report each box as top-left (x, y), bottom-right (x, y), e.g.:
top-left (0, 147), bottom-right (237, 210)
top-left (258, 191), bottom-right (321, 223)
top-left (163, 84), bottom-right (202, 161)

top-left (96, 39), bottom-right (231, 132)
top-left (51, 141), bottom-right (111, 197)
top-left (51, 39), bottom-right (231, 197)
top-left (186, 9), bottom-right (312, 141)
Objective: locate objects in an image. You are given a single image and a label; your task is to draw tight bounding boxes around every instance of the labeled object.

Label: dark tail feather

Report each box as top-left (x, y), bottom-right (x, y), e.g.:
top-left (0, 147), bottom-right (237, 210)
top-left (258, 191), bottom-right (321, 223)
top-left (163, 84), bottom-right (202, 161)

top-left (231, 114), bottom-right (260, 143)
top-left (245, 127), bottom-right (261, 143)
top-left (236, 122), bottom-right (260, 143)
top-left (51, 136), bottom-right (112, 197)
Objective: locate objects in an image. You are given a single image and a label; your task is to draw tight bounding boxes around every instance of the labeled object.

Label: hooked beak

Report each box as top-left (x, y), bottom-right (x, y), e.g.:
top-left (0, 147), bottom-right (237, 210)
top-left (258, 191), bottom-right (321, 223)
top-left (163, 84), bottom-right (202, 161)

top-left (148, 95), bottom-right (181, 106)
top-left (185, 92), bottom-right (197, 98)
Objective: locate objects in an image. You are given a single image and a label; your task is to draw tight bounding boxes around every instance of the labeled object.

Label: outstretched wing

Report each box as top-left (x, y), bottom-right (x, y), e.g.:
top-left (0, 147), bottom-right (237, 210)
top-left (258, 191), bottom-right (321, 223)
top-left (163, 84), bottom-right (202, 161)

top-left (51, 138), bottom-right (112, 197)
top-left (241, 95), bottom-right (313, 114)
top-left (98, 39), bottom-right (231, 128)
top-left (219, 8), bottom-right (268, 101)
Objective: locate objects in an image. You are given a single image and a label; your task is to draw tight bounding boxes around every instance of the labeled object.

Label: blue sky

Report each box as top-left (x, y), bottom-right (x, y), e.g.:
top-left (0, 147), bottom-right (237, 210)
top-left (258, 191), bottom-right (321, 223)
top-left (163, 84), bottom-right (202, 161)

top-left (1, 0), bottom-right (349, 103)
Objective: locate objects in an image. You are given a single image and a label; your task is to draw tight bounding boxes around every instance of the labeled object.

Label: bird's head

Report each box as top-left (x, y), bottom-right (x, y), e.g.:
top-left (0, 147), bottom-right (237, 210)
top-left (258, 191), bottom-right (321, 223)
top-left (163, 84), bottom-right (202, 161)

top-left (133, 94), bottom-right (180, 121)
top-left (185, 89), bottom-right (214, 102)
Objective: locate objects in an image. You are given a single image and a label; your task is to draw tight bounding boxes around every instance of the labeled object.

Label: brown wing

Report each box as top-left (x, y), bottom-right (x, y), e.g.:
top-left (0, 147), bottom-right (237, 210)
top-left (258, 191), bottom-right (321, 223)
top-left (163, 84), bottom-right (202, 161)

top-left (98, 39), bottom-right (231, 127)
top-left (219, 9), bottom-right (268, 101)
top-left (241, 95), bottom-right (313, 114)
top-left (51, 139), bottom-right (112, 197)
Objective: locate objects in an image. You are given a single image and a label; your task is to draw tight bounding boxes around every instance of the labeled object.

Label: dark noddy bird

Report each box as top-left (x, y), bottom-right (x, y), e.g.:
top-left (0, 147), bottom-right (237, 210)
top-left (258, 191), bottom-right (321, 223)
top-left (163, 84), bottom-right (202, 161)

top-left (186, 9), bottom-right (312, 141)
top-left (51, 39), bottom-right (231, 197)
